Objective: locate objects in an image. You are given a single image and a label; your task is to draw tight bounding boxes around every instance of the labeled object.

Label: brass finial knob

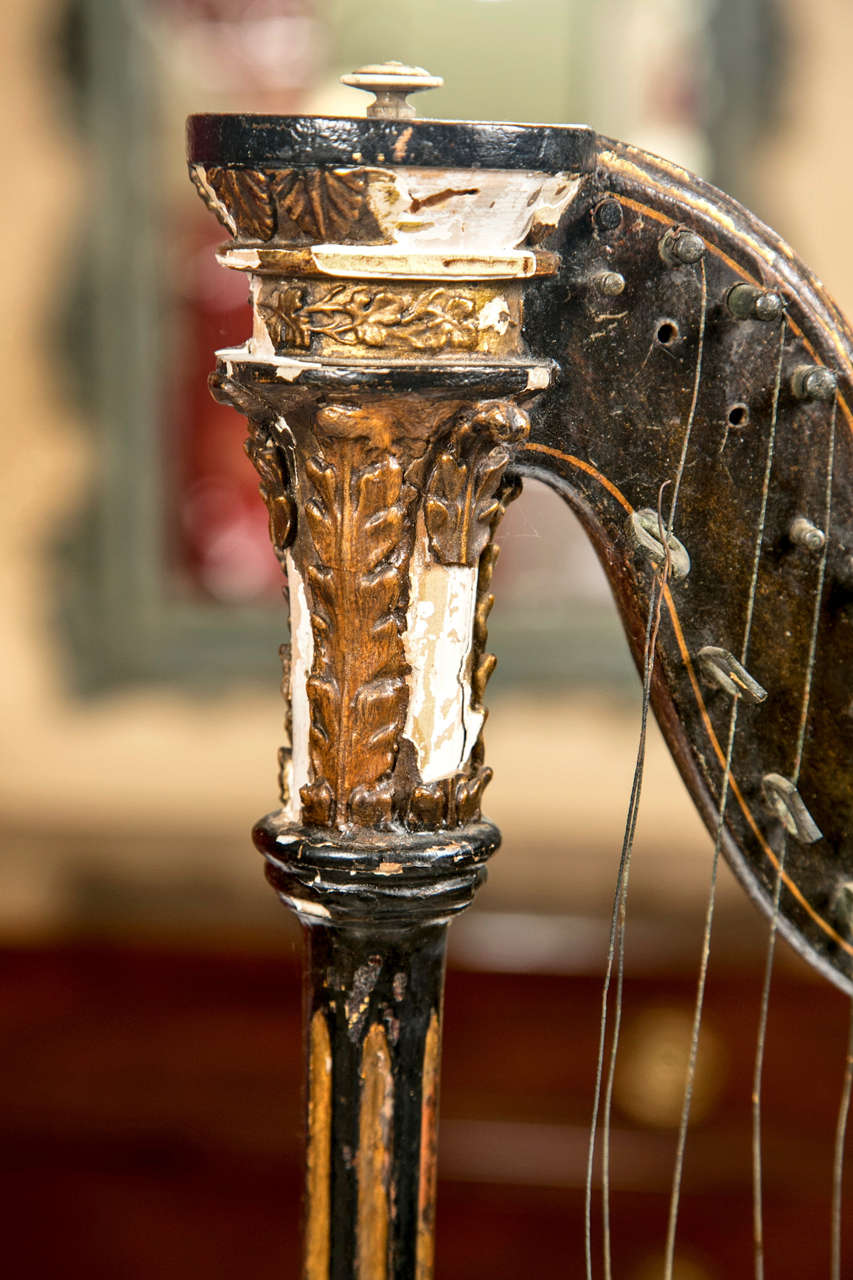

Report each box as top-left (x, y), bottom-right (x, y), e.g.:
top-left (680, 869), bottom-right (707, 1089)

top-left (340, 61), bottom-right (443, 119)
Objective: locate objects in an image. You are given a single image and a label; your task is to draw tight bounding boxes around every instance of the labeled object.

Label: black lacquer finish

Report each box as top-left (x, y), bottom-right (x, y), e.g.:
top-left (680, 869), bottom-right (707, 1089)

top-left (257, 818), bottom-right (500, 926)
top-left (258, 819), bottom-right (500, 1278)
top-left (518, 137), bottom-right (853, 994)
top-left (303, 920), bottom-right (447, 1280)
top-left (214, 357), bottom-right (551, 399)
top-left (186, 113), bottom-right (597, 174)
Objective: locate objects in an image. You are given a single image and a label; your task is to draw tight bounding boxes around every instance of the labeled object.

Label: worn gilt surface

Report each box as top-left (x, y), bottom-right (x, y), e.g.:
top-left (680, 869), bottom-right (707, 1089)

top-left (252, 396), bottom-right (530, 833)
top-left (256, 281), bottom-right (518, 356)
top-left (299, 404), bottom-right (420, 828)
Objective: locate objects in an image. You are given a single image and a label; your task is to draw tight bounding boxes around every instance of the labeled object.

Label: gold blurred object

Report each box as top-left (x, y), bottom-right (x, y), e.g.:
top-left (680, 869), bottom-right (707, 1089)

top-left (613, 1005), bottom-right (727, 1129)
top-left (631, 1253), bottom-right (715, 1280)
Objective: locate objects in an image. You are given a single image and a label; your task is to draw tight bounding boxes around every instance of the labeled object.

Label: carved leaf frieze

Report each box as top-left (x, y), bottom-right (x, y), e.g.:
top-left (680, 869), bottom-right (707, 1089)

top-left (273, 169), bottom-right (367, 240)
top-left (264, 284), bottom-right (480, 353)
top-left (204, 167), bottom-right (276, 241)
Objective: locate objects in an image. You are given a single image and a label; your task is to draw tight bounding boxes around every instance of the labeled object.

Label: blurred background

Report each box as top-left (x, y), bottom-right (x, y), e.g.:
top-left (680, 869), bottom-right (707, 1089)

top-left (1, 1), bottom-right (851, 1276)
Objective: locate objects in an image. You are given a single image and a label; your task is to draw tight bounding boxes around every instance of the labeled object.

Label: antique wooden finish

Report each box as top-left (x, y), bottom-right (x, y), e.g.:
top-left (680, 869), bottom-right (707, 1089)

top-left (188, 70), bottom-right (852, 1278)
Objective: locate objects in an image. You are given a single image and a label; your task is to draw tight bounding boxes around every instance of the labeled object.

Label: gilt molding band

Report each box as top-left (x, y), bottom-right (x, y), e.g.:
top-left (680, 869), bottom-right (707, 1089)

top-left (255, 280), bottom-right (522, 358)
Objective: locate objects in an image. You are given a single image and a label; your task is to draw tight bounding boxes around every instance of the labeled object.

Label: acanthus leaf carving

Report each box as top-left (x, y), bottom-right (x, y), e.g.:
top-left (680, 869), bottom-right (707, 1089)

top-left (455, 766), bottom-right (494, 825)
top-left (244, 422), bottom-right (297, 565)
top-left (425, 400), bottom-right (530, 566)
top-left (204, 167), bottom-right (275, 241)
top-left (300, 438), bottom-right (416, 829)
top-left (272, 169), bottom-right (367, 241)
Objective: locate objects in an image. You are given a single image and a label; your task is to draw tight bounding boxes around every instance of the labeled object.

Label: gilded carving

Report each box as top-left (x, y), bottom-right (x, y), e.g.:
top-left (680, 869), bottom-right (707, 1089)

top-left (404, 407), bottom-right (526, 831)
top-left (190, 165), bottom-right (382, 244)
top-left (259, 283), bottom-right (480, 353)
top-left (468, 472), bottom-right (523, 775)
top-left (407, 766), bottom-right (494, 829)
top-left (244, 420), bottom-right (297, 565)
top-left (274, 169), bottom-right (367, 240)
top-left (425, 400), bottom-right (529, 566)
top-left (299, 406), bottom-right (418, 829)
top-left (194, 166), bottom-right (276, 241)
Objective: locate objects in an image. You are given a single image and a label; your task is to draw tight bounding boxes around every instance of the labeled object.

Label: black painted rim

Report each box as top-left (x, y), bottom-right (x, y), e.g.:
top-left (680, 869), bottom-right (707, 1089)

top-left (187, 114), bottom-right (597, 173)
top-left (216, 355), bottom-right (555, 395)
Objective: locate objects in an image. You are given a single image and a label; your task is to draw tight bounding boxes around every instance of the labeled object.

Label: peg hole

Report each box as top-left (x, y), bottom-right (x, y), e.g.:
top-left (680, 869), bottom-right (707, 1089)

top-left (727, 402), bottom-right (750, 428)
top-left (656, 320), bottom-right (679, 345)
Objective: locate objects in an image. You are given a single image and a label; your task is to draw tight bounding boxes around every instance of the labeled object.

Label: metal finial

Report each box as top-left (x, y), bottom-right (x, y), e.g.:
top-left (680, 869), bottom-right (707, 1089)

top-left (340, 61), bottom-right (444, 119)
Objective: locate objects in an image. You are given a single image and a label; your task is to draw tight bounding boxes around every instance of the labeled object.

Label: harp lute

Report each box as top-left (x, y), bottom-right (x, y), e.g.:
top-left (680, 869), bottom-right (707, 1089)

top-left (187, 61), bottom-right (852, 1279)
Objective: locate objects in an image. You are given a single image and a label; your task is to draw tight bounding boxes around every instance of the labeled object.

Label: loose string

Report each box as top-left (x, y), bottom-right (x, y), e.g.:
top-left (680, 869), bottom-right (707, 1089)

top-left (751, 394), bottom-right (837, 1279)
top-left (584, 575), bottom-right (661, 1280)
top-left (586, 260), bottom-right (707, 1280)
top-left (663, 320), bottom-right (788, 1279)
top-left (831, 998), bottom-right (853, 1280)
top-left (601, 496), bottom-right (671, 1280)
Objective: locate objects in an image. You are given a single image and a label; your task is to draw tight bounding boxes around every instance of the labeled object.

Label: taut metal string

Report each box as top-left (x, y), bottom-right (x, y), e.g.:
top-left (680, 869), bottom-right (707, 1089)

top-left (586, 260), bottom-right (707, 1280)
top-left (663, 320), bottom-right (788, 1280)
top-left (751, 393), bottom-right (837, 1280)
top-left (584, 574), bottom-right (662, 1280)
top-left (601, 525), bottom-right (669, 1280)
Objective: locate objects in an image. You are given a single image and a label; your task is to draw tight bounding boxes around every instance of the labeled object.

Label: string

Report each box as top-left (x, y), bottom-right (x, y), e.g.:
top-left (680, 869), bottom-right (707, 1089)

top-left (750, 836), bottom-right (785, 1280)
top-left (584, 576), bottom-right (661, 1280)
top-left (601, 494), bottom-right (671, 1280)
top-left (831, 998), bottom-right (853, 1280)
top-left (663, 320), bottom-right (787, 1279)
top-left (667, 259), bottom-right (707, 535)
top-left (586, 260), bottom-right (707, 1280)
top-left (751, 393), bottom-right (837, 1279)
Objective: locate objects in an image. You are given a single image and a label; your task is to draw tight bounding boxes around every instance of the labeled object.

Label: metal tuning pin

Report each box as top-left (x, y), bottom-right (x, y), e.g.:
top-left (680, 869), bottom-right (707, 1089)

top-left (340, 61), bottom-right (444, 119)
top-left (596, 271), bottom-right (626, 297)
top-left (791, 363), bottom-right (838, 401)
top-left (726, 282), bottom-right (785, 322)
top-left (789, 516), bottom-right (827, 552)
top-left (627, 508), bottom-right (691, 580)
top-left (659, 226), bottom-right (705, 266)
top-left (592, 197), bottom-right (624, 233)
top-left (697, 647), bottom-right (767, 703)
top-left (761, 773), bottom-right (823, 844)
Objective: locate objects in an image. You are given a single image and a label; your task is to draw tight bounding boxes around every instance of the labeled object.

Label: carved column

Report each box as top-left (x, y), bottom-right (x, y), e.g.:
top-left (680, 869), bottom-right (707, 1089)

top-left (188, 92), bottom-right (593, 1278)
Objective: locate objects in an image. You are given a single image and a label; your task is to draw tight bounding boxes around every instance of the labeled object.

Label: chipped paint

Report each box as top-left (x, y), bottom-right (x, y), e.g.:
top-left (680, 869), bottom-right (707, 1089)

top-left (391, 126), bottom-right (413, 161)
top-left (403, 522), bottom-right (483, 784)
top-left (286, 897), bottom-right (331, 920)
top-left (250, 277), bottom-right (276, 357)
top-left (309, 245), bottom-right (535, 279)
top-left (478, 295), bottom-right (511, 335)
top-left (286, 549), bottom-right (314, 823)
top-left (526, 364), bottom-right (554, 390)
top-left (218, 246), bottom-right (262, 270)
top-left (346, 958), bottom-right (382, 1039)
top-left (528, 172), bottom-right (582, 235)
top-left (364, 165), bottom-right (583, 254)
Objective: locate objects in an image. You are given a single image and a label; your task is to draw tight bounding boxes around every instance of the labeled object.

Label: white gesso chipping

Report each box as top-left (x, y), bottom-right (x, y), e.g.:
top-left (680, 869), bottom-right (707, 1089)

top-left (403, 525), bottom-right (485, 784)
top-left (285, 548), bottom-right (314, 822)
